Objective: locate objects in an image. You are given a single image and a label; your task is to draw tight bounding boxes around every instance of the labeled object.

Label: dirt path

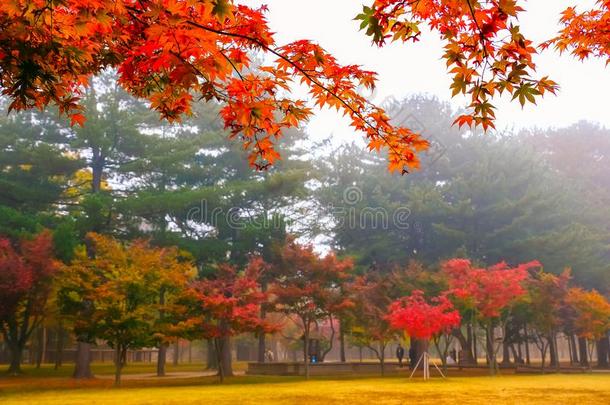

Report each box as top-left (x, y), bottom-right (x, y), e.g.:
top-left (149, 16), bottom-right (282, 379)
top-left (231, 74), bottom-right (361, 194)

top-left (96, 370), bottom-right (245, 380)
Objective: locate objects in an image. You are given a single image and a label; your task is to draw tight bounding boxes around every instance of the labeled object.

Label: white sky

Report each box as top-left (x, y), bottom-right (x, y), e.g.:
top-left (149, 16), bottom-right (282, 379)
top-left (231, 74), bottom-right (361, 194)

top-left (240, 0), bottom-right (609, 141)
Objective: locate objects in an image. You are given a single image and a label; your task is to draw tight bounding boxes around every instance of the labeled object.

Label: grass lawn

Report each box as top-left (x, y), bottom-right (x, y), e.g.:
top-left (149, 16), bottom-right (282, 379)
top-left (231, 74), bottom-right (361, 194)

top-left (1, 366), bottom-right (610, 405)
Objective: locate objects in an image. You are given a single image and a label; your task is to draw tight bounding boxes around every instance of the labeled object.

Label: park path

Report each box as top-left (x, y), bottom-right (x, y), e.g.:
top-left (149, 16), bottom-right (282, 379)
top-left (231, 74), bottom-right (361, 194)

top-left (96, 370), bottom-right (245, 380)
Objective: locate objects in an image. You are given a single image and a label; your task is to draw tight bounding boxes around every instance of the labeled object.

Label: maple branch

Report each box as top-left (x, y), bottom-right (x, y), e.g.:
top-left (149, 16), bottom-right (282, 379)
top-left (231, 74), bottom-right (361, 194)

top-left (183, 20), bottom-right (408, 166)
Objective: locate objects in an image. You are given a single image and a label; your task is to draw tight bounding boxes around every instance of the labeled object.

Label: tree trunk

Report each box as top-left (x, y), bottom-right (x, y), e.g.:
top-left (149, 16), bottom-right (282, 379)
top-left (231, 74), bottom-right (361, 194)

top-left (540, 341), bottom-right (548, 372)
top-left (114, 345), bottom-right (123, 386)
top-left (173, 340), bottom-right (179, 365)
top-left (206, 339), bottom-right (218, 369)
top-left (339, 321), bottom-right (346, 363)
top-left (379, 343), bottom-right (385, 376)
top-left (214, 339), bottom-right (223, 382)
top-left (54, 326), bottom-right (64, 370)
top-left (578, 336), bottom-right (589, 367)
top-left (7, 343), bottom-right (23, 375)
top-left (472, 325), bottom-right (479, 365)
top-left (73, 341), bottom-right (93, 379)
top-left (549, 332), bottom-right (559, 369)
top-left (596, 336), bottom-right (609, 368)
top-left (453, 328), bottom-right (475, 366)
top-left (220, 336), bottom-right (233, 377)
top-left (570, 335), bottom-right (579, 365)
top-left (257, 283), bottom-right (268, 363)
top-left (35, 326), bottom-right (46, 368)
top-left (157, 343), bottom-right (168, 376)
top-left (486, 324), bottom-right (496, 375)
top-left (523, 325), bottom-right (531, 365)
top-left (303, 323), bottom-right (310, 379)
top-left (501, 340), bottom-right (511, 365)
top-left (257, 330), bottom-right (266, 363)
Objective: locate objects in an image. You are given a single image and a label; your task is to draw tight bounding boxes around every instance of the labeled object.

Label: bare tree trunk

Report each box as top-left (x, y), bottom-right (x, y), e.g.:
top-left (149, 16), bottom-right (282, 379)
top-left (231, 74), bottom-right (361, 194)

top-left (339, 320), bottom-right (346, 363)
top-left (596, 336), bottom-right (609, 368)
top-left (214, 338), bottom-right (225, 383)
top-left (570, 335), bottom-right (579, 364)
top-left (379, 343), bottom-right (385, 376)
top-left (578, 336), bottom-right (589, 367)
top-left (453, 328), bottom-right (476, 365)
top-left (303, 320), bottom-right (310, 379)
top-left (35, 326), bottom-right (46, 368)
top-left (472, 325), bottom-right (479, 365)
top-left (523, 325), bottom-right (531, 365)
top-left (157, 343), bottom-right (168, 376)
top-left (114, 345), bottom-right (125, 386)
top-left (549, 332), bottom-right (559, 369)
top-left (220, 336), bottom-right (233, 377)
top-left (54, 326), bottom-right (64, 370)
top-left (485, 324), bottom-right (497, 375)
top-left (7, 342), bottom-right (22, 375)
top-left (501, 340), bottom-right (511, 365)
top-left (173, 340), bottom-right (179, 366)
top-left (257, 331), bottom-right (266, 363)
top-left (206, 339), bottom-right (218, 369)
top-left (257, 282), bottom-right (268, 363)
top-left (73, 341), bottom-right (93, 379)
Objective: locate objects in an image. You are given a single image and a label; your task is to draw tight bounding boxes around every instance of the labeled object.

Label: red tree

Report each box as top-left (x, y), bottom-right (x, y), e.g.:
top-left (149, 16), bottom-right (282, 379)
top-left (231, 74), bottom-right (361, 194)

top-left (387, 290), bottom-right (461, 342)
top-left (0, 230), bottom-right (59, 374)
top-left (271, 239), bottom-right (354, 378)
top-left (191, 261), bottom-right (272, 382)
top-left (442, 258), bottom-right (540, 373)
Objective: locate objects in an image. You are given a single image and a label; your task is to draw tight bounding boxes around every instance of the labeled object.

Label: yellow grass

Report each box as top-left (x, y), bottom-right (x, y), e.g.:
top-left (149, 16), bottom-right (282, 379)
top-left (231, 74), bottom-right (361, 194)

top-left (1, 371), bottom-right (610, 405)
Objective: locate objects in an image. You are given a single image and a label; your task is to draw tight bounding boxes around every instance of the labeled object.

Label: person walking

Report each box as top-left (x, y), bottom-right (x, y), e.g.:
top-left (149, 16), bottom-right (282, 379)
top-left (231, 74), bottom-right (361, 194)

top-left (408, 345), bottom-right (417, 369)
top-left (396, 343), bottom-right (405, 367)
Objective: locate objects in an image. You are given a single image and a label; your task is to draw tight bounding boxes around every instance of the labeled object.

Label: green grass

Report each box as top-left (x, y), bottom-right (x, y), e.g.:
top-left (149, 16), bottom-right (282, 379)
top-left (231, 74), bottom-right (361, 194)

top-left (1, 369), bottom-right (610, 404)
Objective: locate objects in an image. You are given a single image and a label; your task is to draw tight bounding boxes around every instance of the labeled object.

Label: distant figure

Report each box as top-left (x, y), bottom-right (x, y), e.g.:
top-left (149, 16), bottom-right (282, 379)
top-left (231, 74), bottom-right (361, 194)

top-left (408, 346), bottom-right (417, 369)
top-left (265, 349), bottom-right (274, 362)
top-left (396, 344), bottom-right (405, 367)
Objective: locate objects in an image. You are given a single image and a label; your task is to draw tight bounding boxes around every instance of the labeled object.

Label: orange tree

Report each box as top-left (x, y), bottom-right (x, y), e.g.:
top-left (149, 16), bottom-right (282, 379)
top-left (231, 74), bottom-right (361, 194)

top-left (565, 287), bottom-right (610, 367)
top-left (58, 233), bottom-right (195, 385)
top-left (0, 230), bottom-right (58, 375)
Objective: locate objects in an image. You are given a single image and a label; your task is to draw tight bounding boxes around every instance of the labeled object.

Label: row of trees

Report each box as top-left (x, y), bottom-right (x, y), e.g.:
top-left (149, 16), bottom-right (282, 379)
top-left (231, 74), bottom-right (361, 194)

top-left (1, 74), bottom-right (609, 381)
top-left (3, 228), bottom-right (610, 384)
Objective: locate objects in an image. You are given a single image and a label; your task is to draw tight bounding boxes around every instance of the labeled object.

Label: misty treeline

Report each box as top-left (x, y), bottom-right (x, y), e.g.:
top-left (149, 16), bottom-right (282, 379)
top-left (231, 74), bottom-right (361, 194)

top-left (1, 73), bottom-right (609, 379)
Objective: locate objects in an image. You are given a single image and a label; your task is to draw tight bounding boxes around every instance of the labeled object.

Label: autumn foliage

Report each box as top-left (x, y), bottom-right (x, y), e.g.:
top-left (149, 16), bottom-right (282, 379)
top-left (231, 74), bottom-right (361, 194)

top-left (387, 290), bottom-right (461, 341)
top-left (544, 1), bottom-right (610, 64)
top-left (0, 0), bottom-right (428, 173)
top-left (1, 1), bottom-right (608, 174)
top-left (442, 258), bottom-right (539, 319)
top-left (58, 233), bottom-right (195, 384)
top-left (189, 258), bottom-right (273, 381)
top-left (566, 287), bottom-right (610, 341)
top-left (0, 230), bottom-right (58, 374)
